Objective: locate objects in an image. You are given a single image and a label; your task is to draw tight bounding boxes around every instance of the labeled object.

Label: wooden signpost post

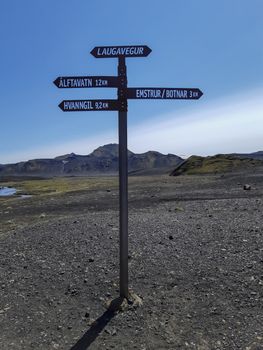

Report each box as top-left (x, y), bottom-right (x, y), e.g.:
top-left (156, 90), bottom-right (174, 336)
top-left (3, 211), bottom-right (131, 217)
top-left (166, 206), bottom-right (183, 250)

top-left (54, 45), bottom-right (203, 299)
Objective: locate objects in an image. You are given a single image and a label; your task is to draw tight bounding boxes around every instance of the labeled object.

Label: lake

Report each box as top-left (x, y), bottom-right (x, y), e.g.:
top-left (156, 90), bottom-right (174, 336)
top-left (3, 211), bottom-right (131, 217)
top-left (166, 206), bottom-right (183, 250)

top-left (0, 187), bottom-right (17, 196)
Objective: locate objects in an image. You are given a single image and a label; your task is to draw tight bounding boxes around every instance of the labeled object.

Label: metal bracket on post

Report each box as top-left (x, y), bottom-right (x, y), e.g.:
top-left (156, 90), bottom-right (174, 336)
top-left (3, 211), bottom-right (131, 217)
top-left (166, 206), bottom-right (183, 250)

top-left (118, 56), bottom-right (129, 299)
top-left (118, 58), bottom-right (128, 111)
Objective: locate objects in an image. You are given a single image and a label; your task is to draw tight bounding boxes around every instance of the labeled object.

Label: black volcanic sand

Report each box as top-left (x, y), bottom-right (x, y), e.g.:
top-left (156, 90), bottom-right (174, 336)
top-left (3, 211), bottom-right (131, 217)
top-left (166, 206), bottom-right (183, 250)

top-left (0, 173), bottom-right (263, 349)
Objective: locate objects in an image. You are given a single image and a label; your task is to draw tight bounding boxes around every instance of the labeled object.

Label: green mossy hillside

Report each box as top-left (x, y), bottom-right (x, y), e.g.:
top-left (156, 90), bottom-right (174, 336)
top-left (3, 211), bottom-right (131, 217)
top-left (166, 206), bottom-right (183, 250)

top-left (170, 155), bottom-right (263, 176)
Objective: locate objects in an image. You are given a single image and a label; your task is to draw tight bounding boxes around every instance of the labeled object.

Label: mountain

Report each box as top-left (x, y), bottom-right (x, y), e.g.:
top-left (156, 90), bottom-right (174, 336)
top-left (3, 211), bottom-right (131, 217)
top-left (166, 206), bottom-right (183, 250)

top-left (231, 151), bottom-right (263, 161)
top-left (0, 144), bottom-right (183, 177)
top-left (170, 154), bottom-right (263, 176)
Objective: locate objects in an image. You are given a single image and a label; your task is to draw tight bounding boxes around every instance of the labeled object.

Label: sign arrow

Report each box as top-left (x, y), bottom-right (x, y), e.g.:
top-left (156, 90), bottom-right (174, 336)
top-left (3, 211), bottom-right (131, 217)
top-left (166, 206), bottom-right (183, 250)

top-left (125, 88), bottom-right (203, 100)
top-left (59, 99), bottom-right (126, 112)
top-left (90, 45), bottom-right (152, 58)
top-left (53, 76), bottom-right (121, 88)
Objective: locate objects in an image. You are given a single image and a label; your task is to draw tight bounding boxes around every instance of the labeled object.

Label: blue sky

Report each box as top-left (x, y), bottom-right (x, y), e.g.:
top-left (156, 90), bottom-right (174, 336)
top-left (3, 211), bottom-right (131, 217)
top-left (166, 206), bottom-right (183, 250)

top-left (1, 0), bottom-right (262, 163)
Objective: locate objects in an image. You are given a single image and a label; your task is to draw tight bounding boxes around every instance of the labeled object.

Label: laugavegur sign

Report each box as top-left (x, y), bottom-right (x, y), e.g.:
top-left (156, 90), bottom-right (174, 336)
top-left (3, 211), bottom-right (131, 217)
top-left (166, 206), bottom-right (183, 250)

top-left (90, 45), bottom-right (152, 58)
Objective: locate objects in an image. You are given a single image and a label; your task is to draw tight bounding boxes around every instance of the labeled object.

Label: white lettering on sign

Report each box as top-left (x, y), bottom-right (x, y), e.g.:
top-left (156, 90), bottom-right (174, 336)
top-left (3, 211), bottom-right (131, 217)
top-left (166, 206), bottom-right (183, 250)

top-left (95, 79), bottom-right (108, 87)
top-left (126, 88), bottom-right (203, 99)
top-left (97, 46), bottom-right (144, 56)
top-left (59, 78), bottom-right (93, 88)
top-left (135, 89), bottom-right (162, 98)
top-left (64, 101), bottom-right (94, 110)
top-left (189, 90), bottom-right (198, 98)
top-left (133, 89), bottom-right (190, 99)
top-left (165, 89), bottom-right (188, 98)
top-left (95, 102), bottom-right (109, 109)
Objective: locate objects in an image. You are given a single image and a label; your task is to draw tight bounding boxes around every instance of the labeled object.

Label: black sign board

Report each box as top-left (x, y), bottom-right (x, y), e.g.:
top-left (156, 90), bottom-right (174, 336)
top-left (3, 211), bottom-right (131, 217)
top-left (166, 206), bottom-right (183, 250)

top-left (90, 45), bottom-right (152, 58)
top-left (125, 88), bottom-right (203, 100)
top-left (59, 99), bottom-right (125, 112)
top-left (54, 76), bottom-right (121, 89)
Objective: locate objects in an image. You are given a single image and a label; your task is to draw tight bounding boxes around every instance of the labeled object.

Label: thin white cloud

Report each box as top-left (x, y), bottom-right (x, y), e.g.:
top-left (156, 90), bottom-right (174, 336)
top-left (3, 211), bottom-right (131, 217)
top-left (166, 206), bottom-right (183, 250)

top-left (1, 88), bottom-right (262, 163)
top-left (129, 87), bottom-right (263, 157)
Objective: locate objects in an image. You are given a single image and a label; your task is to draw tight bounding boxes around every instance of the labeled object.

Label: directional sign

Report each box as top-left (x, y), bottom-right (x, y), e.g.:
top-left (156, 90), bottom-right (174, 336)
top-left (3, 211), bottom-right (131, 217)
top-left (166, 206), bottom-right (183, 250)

top-left (54, 76), bottom-right (121, 88)
top-left (125, 88), bottom-right (203, 100)
top-left (55, 44), bottom-right (204, 301)
top-left (59, 99), bottom-right (125, 112)
top-left (90, 45), bottom-right (152, 58)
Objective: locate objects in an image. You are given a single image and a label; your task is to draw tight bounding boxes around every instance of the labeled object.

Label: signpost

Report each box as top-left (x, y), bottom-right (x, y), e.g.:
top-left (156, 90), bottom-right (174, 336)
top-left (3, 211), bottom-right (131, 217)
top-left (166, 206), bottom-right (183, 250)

top-left (125, 87), bottom-right (203, 100)
top-left (90, 45), bottom-right (152, 58)
top-left (58, 99), bottom-right (124, 112)
top-left (54, 76), bottom-right (121, 88)
top-left (117, 56), bottom-right (128, 298)
top-left (54, 45), bottom-right (203, 300)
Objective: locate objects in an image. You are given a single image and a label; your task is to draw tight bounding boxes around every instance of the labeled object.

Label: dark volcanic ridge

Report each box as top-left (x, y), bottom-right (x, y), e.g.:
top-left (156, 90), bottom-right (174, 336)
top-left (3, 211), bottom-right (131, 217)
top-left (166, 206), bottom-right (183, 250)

top-left (231, 150), bottom-right (263, 160)
top-left (0, 144), bottom-right (183, 177)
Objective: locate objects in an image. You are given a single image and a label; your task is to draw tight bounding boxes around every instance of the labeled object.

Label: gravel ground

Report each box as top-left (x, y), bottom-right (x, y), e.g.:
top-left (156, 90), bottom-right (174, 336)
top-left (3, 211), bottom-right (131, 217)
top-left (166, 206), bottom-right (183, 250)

top-left (0, 173), bottom-right (263, 349)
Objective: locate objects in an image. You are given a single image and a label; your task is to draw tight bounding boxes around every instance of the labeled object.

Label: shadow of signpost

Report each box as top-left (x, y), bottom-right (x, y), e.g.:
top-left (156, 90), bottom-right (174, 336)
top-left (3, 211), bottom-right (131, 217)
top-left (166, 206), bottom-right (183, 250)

top-left (70, 297), bottom-right (124, 350)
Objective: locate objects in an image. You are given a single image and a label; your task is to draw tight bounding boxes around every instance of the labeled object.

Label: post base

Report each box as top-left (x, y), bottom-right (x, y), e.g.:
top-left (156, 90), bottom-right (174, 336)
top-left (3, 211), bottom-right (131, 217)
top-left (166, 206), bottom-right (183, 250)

top-left (106, 292), bottom-right (143, 313)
